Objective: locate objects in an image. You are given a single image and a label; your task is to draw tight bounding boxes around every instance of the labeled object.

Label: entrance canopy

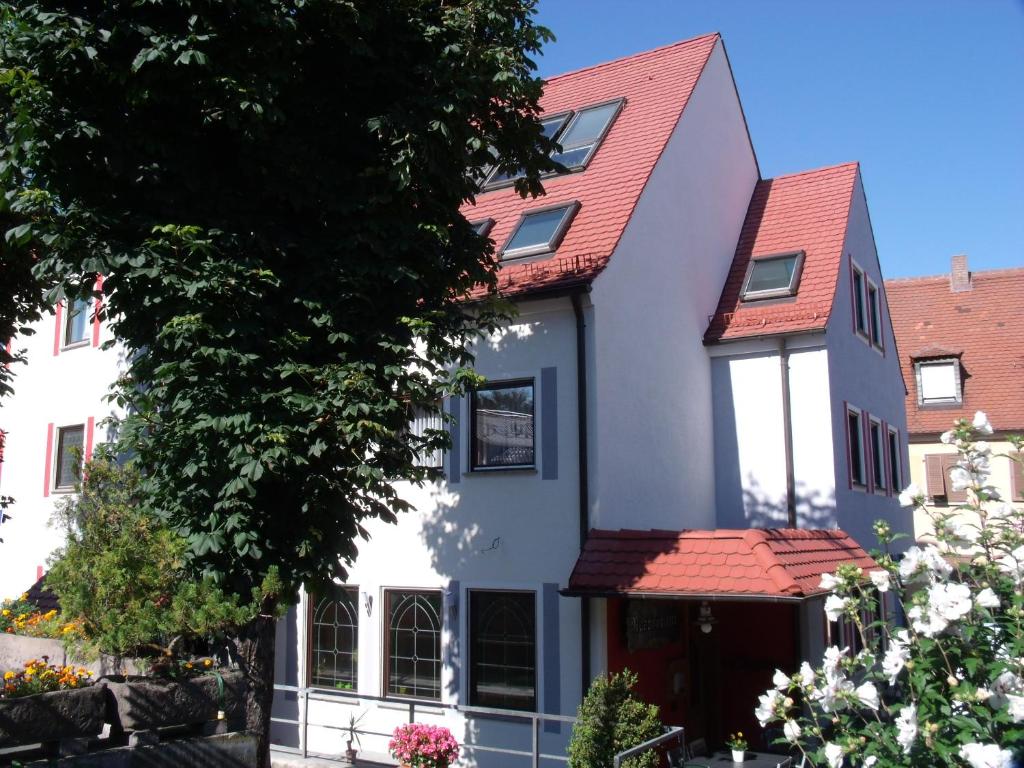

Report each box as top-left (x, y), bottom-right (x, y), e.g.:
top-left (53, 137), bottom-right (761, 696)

top-left (564, 528), bottom-right (877, 602)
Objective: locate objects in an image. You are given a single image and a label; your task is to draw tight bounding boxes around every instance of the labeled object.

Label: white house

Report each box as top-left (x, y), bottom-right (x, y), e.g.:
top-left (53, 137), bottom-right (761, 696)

top-left (0, 32), bottom-right (912, 765)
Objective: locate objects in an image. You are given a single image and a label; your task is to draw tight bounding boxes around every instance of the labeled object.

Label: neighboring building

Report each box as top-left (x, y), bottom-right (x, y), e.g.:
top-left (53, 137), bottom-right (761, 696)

top-left (0, 33), bottom-right (912, 764)
top-left (886, 255), bottom-right (1024, 544)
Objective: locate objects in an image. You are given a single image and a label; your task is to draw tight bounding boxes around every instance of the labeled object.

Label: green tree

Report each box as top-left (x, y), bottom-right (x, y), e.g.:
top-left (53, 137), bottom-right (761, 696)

top-left (568, 669), bottom-right (664, 768)
top-left (1, 1), bottom-right (557, 762)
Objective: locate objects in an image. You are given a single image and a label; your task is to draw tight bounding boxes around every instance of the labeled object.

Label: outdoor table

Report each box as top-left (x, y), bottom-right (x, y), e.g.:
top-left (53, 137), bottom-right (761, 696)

top-left (702, 751), bottom-right (792, 768)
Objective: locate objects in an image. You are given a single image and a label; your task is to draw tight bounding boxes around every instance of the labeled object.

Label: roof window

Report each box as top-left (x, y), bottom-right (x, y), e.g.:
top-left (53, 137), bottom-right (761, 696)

top-left (916, 359), bottom-right (961, 406)
top-left (485, 112), bottom-right (574, 187)
top-left (501, 202), bottom-right (579, 261)
top-left (740, 252), bottom-right (804, 301)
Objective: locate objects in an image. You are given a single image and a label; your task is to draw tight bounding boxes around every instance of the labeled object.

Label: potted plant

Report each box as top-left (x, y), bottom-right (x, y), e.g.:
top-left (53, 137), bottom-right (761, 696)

top-left (0, 658), bottom-right (104, 747)
top-left (388, 723), bottom-right (460, 768)
top-left (341, 711), bottom-right (365, 765)
top-left (726, 732), bottom-right (747, 762)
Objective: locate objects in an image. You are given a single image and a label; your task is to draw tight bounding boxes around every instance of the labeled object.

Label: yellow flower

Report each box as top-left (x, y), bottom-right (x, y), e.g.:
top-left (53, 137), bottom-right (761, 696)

top-left (19, 593), bottom-right (28, 601)
top-left (1, 609), bottom-right (10, 617)
top-left (203, 659), bottom-right (213, 668)
top-left (184, 662), bottom-right (193, 670)
top-left (3, 671), bottom-right (14, 680)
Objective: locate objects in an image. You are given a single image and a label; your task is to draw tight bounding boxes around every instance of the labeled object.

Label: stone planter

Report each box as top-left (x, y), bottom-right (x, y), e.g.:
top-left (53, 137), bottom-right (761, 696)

top-left (0, 683), bottom-right (108, 747)
top-left (104, 670), bottom-right (247, 731)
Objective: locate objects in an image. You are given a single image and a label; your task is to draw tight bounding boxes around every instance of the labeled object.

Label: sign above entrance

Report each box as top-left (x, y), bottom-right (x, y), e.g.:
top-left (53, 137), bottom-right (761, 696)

top-left (625, 599), bottom-right (680, 652)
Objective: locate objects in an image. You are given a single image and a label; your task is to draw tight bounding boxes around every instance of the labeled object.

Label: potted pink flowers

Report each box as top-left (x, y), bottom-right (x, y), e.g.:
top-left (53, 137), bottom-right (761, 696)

top-left (389, 723), bottom-right (460, 768)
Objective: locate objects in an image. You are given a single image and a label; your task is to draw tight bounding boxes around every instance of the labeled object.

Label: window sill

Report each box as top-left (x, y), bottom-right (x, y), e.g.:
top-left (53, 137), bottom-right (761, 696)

top-left (51, 486), bottom-right (77, 495)
top-left (851, 482), bottom-right (868, 493)
top-left (60, 340), bottom-right (91, 352)
top-left (378, 698), bottom-right (445, 714)
top-left (468, 466), bottom-right (538, 475)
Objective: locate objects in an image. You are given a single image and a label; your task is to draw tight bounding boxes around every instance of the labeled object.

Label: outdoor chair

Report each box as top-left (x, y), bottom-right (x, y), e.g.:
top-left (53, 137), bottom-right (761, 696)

top-left (685, 737), bottom-right (709, 758)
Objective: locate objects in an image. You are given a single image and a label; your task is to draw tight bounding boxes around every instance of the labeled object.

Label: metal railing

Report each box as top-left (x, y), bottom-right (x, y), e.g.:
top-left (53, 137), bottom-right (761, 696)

top-left (613, 726), bottom-right (685, 768)
top-left (271, 683), bottom-right (576, 768)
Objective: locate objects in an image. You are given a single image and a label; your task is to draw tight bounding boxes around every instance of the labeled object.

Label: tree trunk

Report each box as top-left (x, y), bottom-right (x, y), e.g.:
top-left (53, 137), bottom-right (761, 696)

top-left (235, 610), bottom-right (278, 768)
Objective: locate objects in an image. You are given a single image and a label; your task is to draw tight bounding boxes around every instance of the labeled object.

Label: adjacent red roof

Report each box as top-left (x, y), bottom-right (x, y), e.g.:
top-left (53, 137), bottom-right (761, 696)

top-left (463, 33), bottom-right (720, 298)
top-left (566, 528), bottom-right (877, 600)
top-left (885, 266), bottom-right (1024, 435)
top-left (704, 163), bottom-right (860, 343)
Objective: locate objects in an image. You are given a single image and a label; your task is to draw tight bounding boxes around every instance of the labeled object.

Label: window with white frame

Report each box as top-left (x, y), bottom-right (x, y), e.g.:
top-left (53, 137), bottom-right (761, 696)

top-left (471, 380), bottom-right (535, 470)
top-left (409, 403), bottom-right (444, 469)
top-left (916, 359), bottom-right (961, 405)
top-left (469, 590), bottom-right (536, 711)
top-left (887, 427), bottom-right (902, 493)
top-left (867, 281), bottom-right (883, 349)
top-left (869, 418), bottom-right (886, 492)
top-left (63, 298), bottom-right (91, 347)
top-left (54, 424), bottom-right (85, 491)
top-left (309, 585), bottom-right (359, 690)
top-left (501, 203), bottom-right (579, 261)
top-left (852, 265), bottom-right (868, 336)
top-left (385, 589), bottom-right (443, 701)
top-left (847, 406), bottom-right (866, 488)
top-left (740, 252), bottom-right (804, 301)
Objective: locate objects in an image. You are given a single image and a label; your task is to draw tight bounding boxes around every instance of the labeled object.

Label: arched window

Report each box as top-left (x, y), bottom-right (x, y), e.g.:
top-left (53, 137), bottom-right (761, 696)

top-left (469, 591), bottom-right (536, 710)
top-left (385, 590), bottom-right (443, 700)
top-left (309, 586), bottom-right (359, 690)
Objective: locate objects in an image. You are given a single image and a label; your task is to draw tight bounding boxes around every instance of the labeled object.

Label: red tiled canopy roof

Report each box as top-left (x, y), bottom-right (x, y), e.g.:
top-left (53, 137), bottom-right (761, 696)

top-left (566, 528), bottom-right (877, 601)
top-left (885, 266), bottom-right (1024, 435)
top-left (462, 33), bottom-right (720, 298)
top-left (704, 163), bottom-right (860, 343)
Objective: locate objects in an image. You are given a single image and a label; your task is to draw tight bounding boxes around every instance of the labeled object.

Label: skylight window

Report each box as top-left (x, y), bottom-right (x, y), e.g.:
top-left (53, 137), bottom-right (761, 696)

top-left (740, 252), bottom-right (804, 301)
top-left (501, 202), bottom-right (579, 260)
top-left (485, 113), bottom-right (573, 186)
top-left (550, 100), bottom-right (622, 169)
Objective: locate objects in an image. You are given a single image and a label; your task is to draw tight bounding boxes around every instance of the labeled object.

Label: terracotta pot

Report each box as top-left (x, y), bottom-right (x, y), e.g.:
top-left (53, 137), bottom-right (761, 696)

top-left (0, 684), bottom-right (108, 747)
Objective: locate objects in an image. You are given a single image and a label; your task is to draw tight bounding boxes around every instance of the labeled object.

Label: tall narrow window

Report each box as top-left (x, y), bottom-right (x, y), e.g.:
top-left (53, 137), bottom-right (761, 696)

top-left (471, 380), bottom-right (535, 470)
top-left (870, 419), bottom-right (886, 492)
top-left (64, 298), bottom-right (90, 347)
top-left (867, 283), bottom-right (882, 348)
top-left (54, 424), bottom-right (85, 491)
top-left (409, 403), bottom-right (444, 469)
top-left (385, 590), bottom-right (443, 701)
top-left (309, 586), bottom-right (359, 690)
top-left (852, 266), bottom-right (867, 336)
top-left (847, 407), bottom-right (866, 488)
top-left (887, 428), bottom-right (902, 493)
top-left (469, 591), bottom-right (537, 711)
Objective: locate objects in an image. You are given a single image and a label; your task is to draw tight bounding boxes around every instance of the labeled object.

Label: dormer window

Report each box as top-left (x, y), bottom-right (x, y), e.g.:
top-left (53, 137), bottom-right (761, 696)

top-left (550, 99), bottom-right (623, 170)
top-left (740, 252), bottom-right (804, 301)
top-left (501, 202), bottom-right (579, 261)
top-left (916, 358), bottom-right (961, 406)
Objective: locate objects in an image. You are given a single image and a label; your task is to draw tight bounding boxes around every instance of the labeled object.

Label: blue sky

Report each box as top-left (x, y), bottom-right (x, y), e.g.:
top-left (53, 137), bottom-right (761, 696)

top-left (533, 0), bottom-right (1023, 278)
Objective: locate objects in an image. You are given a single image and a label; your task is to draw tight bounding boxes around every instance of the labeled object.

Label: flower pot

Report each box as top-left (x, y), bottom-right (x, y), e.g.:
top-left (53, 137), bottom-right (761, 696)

top-left (104, 670), bottom-right (246, 731)
top-left (0, 684), bottom-right (108, 747)
top-left (732, 749), bottom-right (745, 762)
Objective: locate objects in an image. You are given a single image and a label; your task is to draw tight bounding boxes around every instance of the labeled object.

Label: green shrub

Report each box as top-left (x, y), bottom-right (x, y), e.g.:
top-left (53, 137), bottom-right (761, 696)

top-left (46, 454), bottom-right (270, 662)
top-left (568, 669), bottom-right (663, 768)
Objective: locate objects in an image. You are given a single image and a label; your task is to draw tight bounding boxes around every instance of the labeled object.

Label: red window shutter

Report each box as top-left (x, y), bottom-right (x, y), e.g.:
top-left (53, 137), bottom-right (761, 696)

top-left (53, 303), bottom-right (64, 356)
top-left (941, 454), bottom-right (968, 504)
top-left (1011, 453), bottom-right (1024, 502)
top-left (43, 423), bottom-right (55, 497)
top-left (925, 454), bottom-right (946, 498)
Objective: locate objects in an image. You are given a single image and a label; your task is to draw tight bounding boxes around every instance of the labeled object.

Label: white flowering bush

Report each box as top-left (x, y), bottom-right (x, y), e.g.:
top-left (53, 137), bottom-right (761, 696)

top-left (756, 412), bottom-right (1023, 767)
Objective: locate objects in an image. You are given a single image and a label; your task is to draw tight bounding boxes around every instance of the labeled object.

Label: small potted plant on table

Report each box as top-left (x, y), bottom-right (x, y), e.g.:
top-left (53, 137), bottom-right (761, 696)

top-left (726, 732), bottom-right (748, 762)
top-left (389, 723), bottom-right (459, 768)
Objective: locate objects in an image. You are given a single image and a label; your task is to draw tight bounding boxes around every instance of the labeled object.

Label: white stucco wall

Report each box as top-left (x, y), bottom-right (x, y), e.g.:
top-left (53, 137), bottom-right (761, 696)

top-left (0, 307), bottom-right (125, 595)
top-left (587, 39), bottom-right (759, 531)
top-left (710, 336), bottom-right (835, 529)
top-left (825, 172), bottom-right (913, 548)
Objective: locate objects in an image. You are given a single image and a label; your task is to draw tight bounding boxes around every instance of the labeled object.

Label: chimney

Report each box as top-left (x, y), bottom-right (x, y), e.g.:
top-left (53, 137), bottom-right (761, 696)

top-left (950, 254), bottom-right (972, 293)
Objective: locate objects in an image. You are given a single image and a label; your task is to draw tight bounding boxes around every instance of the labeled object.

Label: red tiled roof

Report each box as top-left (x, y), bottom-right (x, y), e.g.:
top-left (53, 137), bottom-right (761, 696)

top-left (704, 163), bottom-right (860, 343)
top-left (885, 267), bottom-right (1024, 435)
top-left (566, 528), bottom-right (877, 600)
top-left (463, 33), bottom-right (720, 298)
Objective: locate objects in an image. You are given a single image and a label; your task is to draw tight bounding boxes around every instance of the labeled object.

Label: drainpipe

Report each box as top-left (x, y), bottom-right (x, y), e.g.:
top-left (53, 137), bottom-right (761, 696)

top-left (779, 339), bottom-right (797, 527)
top-left (571, 290), bottom-right (591, 695)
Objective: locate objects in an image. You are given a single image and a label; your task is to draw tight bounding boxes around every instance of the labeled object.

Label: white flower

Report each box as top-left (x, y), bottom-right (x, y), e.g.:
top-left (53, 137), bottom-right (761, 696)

top-left (855, 681), bottom-right (879, 710)
top-left (798, 661), bottom-right (815, 687)
top-left (951, 522), bottom-right (980, 544)
top-left (959, 743), bottom-right (1013, 768)
top-left (1007, 694), bottom-right (1024, 723)
top-left (898, 482), bottom-right (923, 507)
top-left (909, 582), bottom-right (973, 637)
top-left (940, 430), bottom-right (957, 444)
top-left (976, 587), bottom-right (1000, 609)
top-left (822, 646), bottom-right (847, 683)
top-left (812, 677), bottom-right (855, 713)
top-left (883, 630), bottom-right (911, 684)
top-left (824, 594), bottom-right (849, 622)
top-left (988, 670), bottom-right (1023, 709)
top-left (862, 758), bottom-right (878, 768)
top-left (755, 688), bottom-right (783, 726)
top-left (819, 572), bottom-right (840, 591)
top-left (972, 411), bottom-right (994, 434)
top-left (783, 719), bottom-right (801, 743)
top-left (869, 569), bottom-right (890, 592)
top-left (949, 465), bottom-right (972, 491)
top-left (996, 545), bottom-right (1024, 585)
top-left (974, 440), bottom-right (992, 455)
top-left (772, 669), bottom-right (790, 690)
top-left (895, 704), bottom-right (917, 753)
top-left (899, 545), bottom-right (953, 583)
top-left (824, 742), bottom-right (844, 768)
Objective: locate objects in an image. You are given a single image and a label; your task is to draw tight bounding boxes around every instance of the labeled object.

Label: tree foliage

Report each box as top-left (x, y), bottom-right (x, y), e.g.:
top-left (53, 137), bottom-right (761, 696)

top-left (568, 669), bottom-right (664, 768)
top-left (0, 0), bottom-right (557, 597)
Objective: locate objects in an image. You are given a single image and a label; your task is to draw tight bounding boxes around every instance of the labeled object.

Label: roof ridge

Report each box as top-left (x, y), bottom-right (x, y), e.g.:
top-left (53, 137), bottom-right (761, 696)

top-left (743, 529), bottom-right (803, 595)
top-left (761, 161), bottom-right (860, 184)
top-left (543, 32), bottom-right (720, 83)
top-left (886, 265), bottom-right (1024, 284)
